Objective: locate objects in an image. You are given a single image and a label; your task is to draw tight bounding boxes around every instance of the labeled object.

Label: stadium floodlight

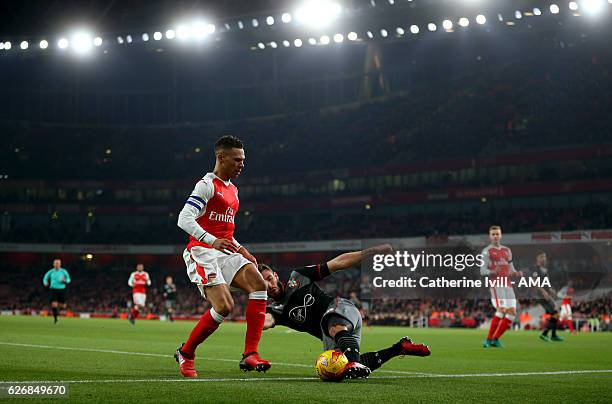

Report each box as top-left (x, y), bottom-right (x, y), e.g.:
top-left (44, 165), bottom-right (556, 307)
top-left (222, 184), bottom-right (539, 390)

top-left (295, 0), bottom-right (342, 29)
top-left (0, 43), bottom-right (4, 50)
top-left (117, 36), bottom-right (124, 44)
top-left (476, 14), bottom-right (487, 24)
top-left (380, 29), bottom-right (388, 37)
top-left (58, 38), bottom-right (69, 49)
top-left (320, 35), bottom-right (330, 44)
top-left (252, 18), bottom-right (259, 27)
top-left (581, 0), bottom-right (605, 15)
top-left (257, 42), bottom-right (265, 49)
top-left (497, 13), bottom-right (504, 21)
top-left (191, 21), bottom-right (214, 39)
top-left (533, 8), bottom-right (542, 16)
top-left (366, 30), bottom-right (374, 38)
top-left (72, 32), bottom-right (93, 53)
top-left (142, 33), bottom-right (149, 42)
top-left (266, 16), bottom-right (275, 25)
top-left (5, 41), bottom-right (11, 50)
top-left (515, 10), bottom-right (522, 19)
top-left (20, 41), bottom-right (28, 50)
top-left (459, 17), bottom-right (470, 27)
top-left (410, 24), bottom-right (420, 34)
top-left (93, 36), bottom-right (103, 46)
top-left (569, 1), bottom-right (579, 10)
top-left (238, 21), bottom-right (244, 29)
top-left (347, 31), bottom-right (358, 40)
top-left (442, 19), bottom-right (453, 30)
top-left (396, 27), bottom-right (405, 35)
top-left (333, 33), bottom-right (344, 42)
top-left (308, 37), bottom-right (317, 45)
top-left (153, 31), bottom-right (162, 40)
top-left (428, 23), bottom-right (437, 31)
top-left (126, 35), bottom-right (133, 43)
top-left (550, 4), bottom-right (560, 14)
top-left (176, 25), bottom-right (190, 40)
top-left (282, 13), bottom-right (293, 23)
top-left (294, 38), bottom-right (303, 47)
top-left (270, 41), bottom-right (278, 48)
top-left (282, 40), bottom-right (291, 47)
top-left (39, 39), bottom-right (49, 49)
top-left (165, 29), bottom-right (176, 39)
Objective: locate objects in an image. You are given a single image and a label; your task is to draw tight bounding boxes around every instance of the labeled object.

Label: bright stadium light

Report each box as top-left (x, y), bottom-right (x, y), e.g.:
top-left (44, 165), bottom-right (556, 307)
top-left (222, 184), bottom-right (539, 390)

top-left (476, 14), bottom-right (487, 24)
top-left (282, 40), bottom-right (290, 47)
top-left (282, 13), bottom-right (293, 23)
top-left (380, 29), bottom-right (388, 37)
top-left (581, 0), bottom-right (605, 15)
top-left (396, 27), bottom-right (405, 35)
top-left (93, 36), bottom-right (103, 46)
top-left (459, 17), bottom-right (470, 27)
top-left (320, 35), bottom-right (330, 44)
top-left (192, 21), bottom-right (214, 39)
top-left (237, 21), bottom-right (244, 29)
top-left (428, 23), bottom-right (437, 31)
top-left (308, 37), bottom-right (317, 45)
top-left (294, 38), bottom-right (303, 47)
top-left (58, 38), bottom-right (69, 49)
top-left (569, 2), bottom-right (579, 10)
top-left (270, 41), bottom-right (278, 48)
top-left (410, 24), bottom-right (420, 34)
top-left (20, 41), bottom-right (28, 50)
top-left (515, 10), bottom-right (522, 19)
top-left (72, 32), bottom-right (93, 53)
top-left (39, 39), bottom-right (49, 49)
top-left (0, 43), bottom-right (4, 50)
top-left (126, 35), bottom-right (133, 43)
top-left (533, 8), bottom-right (542, 16)
top-left (117, 36), bottom-right (124, 44)
top-left (266, 16), bottom-right (275, 25)
top-left (252, 18), bottom-right (259, 27)
top-left (176, 25), bottom-right (190, 40)
top-left (142, 33), bottom-right (149, 42)
top-left (550, 4), bottom-right (560, 14)
top-left (347, 31), bottom-right (358, 40)
top-left (257, 42), bottom-right (265, 49)
top-left (442, 19), bottom-right (453, 30)
top-left (165, 29), bottom-right (176, 39)
top-left (295, 0), bottom-right (342, 29)
top-left (366, 30), bottom-right (374, 38)
top-left (153, 31), bottom-right (163, 40)
top-left (333, 33), bottom-right (344, 42)
top-left (5, 41), bottom-right (11, 50)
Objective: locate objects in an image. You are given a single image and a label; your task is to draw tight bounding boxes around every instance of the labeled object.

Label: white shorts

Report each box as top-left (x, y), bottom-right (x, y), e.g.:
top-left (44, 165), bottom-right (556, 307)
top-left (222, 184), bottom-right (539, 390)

top-left (183, 246), bottom-right (252, 298)
top-left (560, 304), bottom-right (572, 319)
top-left (133, 293), bottom-right (146, 307)
top-left (490, 287), bottom-right (516, 309)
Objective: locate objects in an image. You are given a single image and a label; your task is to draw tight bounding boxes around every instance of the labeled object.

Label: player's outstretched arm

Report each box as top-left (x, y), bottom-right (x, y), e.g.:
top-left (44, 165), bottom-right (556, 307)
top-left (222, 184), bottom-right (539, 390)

top-left (263, 313), bottom-right (275, 330)
top-left (327, 244), bottom-right (393, 273)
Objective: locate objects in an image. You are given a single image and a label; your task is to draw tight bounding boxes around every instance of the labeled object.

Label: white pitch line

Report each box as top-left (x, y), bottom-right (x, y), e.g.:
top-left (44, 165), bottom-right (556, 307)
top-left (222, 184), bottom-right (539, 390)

top-left (0, 341), bottom-right (427, 375)
top-left (2, 342), bottom-right (610, 382)
top-left (2, 370), bottom-right (612, 385)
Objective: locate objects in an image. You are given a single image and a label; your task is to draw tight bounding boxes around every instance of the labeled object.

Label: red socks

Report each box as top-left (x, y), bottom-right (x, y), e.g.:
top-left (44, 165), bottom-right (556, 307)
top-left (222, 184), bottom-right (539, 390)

top-left (493, 317), bottom-right (513, 340)
top-left (131, 308), bottom-right (139, 319)
top-left (487, 315), bottom-right (502, 340)
top-left (182, 308), bottom-right (224, 359)
top-left (243, 292), bottom-right (268, 355)
top-left (566, 319), bottom-right (575, 332)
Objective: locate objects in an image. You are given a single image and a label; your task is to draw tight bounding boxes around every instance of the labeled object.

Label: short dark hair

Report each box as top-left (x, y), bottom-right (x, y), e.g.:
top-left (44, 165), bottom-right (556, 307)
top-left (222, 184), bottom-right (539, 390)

top-left (258, 263), bottom-right (274, 273)
top-left (535, 250), bottom-right (546, 257)
top-left (215, 135), bottom-right (243, 152)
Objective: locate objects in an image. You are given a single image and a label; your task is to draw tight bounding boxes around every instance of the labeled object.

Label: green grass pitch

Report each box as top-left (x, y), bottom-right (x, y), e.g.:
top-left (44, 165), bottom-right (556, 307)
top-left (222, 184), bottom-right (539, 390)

top-left (1, 316), bottom-right (611, 403)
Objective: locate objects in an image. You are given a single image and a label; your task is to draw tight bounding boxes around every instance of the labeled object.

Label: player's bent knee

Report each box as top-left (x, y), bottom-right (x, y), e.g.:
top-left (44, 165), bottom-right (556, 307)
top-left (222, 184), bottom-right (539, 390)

top-left (244, 264), bottom-right (267, 292)
top-left (214, 299), bottom-right (234, 317)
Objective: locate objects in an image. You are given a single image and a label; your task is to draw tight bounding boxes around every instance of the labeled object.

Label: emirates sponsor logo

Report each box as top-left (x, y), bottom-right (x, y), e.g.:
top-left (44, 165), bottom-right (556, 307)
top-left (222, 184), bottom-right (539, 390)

top-left (208, 207), bottom-right (235, 224)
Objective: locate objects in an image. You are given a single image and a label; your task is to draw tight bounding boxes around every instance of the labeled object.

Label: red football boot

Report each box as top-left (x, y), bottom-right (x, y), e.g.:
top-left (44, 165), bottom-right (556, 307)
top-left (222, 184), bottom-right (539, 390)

top-left (342, 362), bottom-right (371, 380)
top-left (239, 352), bottom-right (271, 372)
top-left (396, 336), bottom-right (431, 357)
top-left (174, 345), bottom-right (197, 378)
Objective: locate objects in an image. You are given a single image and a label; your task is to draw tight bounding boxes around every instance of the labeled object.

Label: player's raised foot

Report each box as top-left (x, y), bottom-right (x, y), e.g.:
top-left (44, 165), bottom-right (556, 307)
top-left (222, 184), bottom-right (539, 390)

top-left (551, 335), bottom-right (565, 342)
top-left (482, 339), bottom-right (492, 348)
top-left (489, 339), bottom-right (503, 348)
top-left (539, 334), bottom-right (551, 342)
top-left (239, 352), bottom-right (271, 372)
top-left (342, 362), bottom-right (371, 380)
top-left (395, 336), bottom-right (431, 357)
top-left (174, 345), bottom-right (197, 378)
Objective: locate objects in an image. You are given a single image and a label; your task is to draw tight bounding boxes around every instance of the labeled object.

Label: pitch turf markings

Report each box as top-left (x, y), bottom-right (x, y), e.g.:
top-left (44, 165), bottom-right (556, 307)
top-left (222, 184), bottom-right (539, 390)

top-left (1, 341), bottom-right (611, 382)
